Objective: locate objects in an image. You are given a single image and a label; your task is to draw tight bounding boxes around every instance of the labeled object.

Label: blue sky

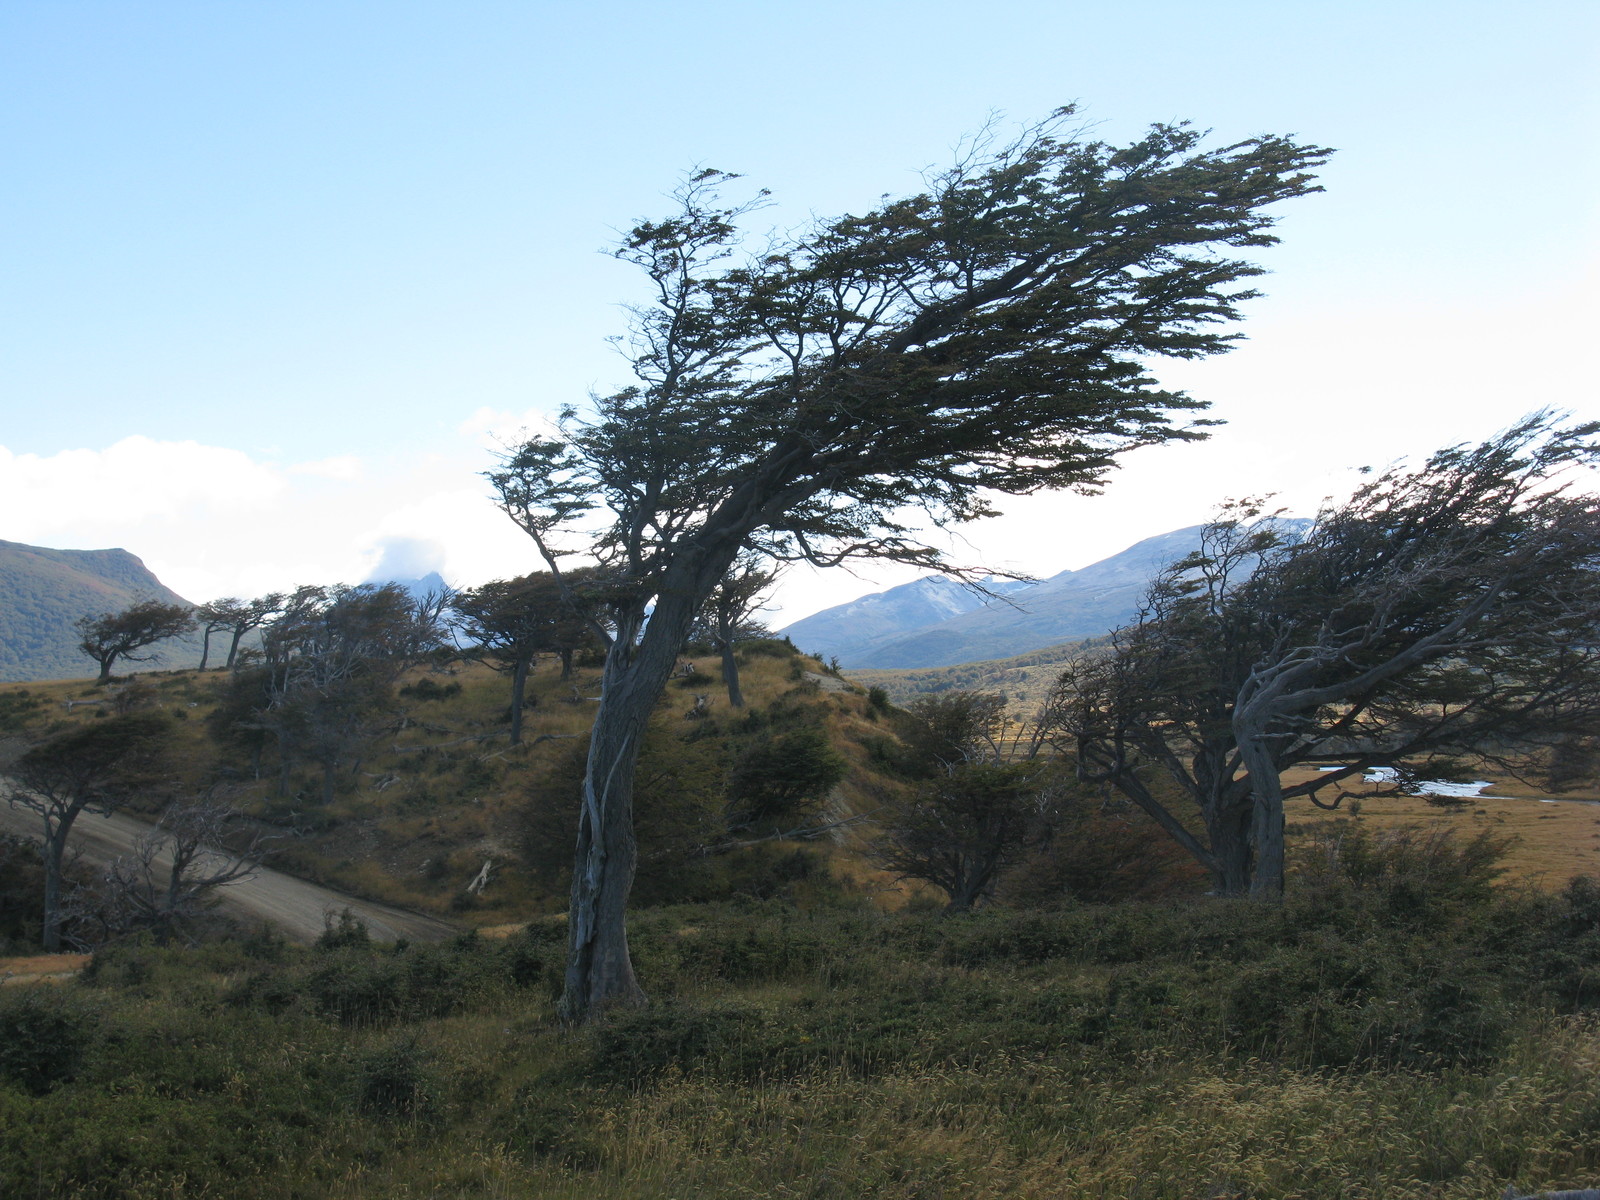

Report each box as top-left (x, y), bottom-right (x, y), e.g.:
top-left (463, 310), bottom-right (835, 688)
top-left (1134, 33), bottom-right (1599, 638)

top-left (3, 1), bottom-right (1596, 619)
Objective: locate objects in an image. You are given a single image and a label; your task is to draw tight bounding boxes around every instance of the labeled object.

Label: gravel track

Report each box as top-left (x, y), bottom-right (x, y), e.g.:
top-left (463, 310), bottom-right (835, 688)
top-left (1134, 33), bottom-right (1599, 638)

top-left (0, 796), bottom-right (458, 944)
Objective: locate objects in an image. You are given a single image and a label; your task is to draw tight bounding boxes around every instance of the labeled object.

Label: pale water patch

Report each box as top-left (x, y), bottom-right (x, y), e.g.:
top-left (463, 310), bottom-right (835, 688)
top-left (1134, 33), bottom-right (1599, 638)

top-left (1316, 765), bottom-right (1597, 805)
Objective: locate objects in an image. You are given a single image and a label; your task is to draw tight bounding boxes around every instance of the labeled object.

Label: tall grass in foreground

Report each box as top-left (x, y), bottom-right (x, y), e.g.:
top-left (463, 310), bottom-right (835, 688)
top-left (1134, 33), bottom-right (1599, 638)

top-left (3, 830), bottom-right (1600, 1198)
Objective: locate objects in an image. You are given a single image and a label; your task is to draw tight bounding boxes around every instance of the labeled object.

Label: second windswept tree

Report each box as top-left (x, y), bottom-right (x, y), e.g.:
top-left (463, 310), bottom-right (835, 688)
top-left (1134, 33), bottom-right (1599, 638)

top-left (1052, 415), bottom-right (1600, 898)
top-left (453, 571), bottom-right (601, 744)
top-left (489, 109), bottom-right (1331, 1022)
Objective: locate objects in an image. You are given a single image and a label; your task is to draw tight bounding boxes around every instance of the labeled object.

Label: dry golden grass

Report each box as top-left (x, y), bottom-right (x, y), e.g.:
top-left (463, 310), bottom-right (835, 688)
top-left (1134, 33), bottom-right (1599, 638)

top-left (1282, 764), bottom-right (1600, 887)
top-left (0, 952), bottom-right (89, 986)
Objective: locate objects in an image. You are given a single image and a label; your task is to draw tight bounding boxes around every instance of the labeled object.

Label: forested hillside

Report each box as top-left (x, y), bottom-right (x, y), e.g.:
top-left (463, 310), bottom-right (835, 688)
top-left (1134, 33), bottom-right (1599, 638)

top-left (0, 540), bottom-right (200, 682)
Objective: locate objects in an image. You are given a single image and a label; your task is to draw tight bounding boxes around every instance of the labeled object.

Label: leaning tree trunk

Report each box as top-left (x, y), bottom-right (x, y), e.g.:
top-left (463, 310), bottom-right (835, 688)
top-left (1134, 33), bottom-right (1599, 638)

top-left (558, 557), bottom-right (736, 1024)
top-left (198, 628), bottom-right (214, 672)
top-left (40, 806), bottom-right (86, 952)
top-left (1238, 736), bottom-right (1287, 898)
top-left (559, 621), bottom-right (684, 1023)
top-left (717, 639), bottom-right (744, 708)
top-left (509, 657), bottom-right (531, 746)
top-left (41, 839), bottom-right (65, 952)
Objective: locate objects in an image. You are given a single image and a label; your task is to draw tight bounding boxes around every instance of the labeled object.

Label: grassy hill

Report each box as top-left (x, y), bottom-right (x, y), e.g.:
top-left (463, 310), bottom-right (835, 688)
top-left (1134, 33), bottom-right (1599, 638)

top-left (0, 643), bottom-right (941, 930)
top-left (0, 540), bottom-right (201, 682)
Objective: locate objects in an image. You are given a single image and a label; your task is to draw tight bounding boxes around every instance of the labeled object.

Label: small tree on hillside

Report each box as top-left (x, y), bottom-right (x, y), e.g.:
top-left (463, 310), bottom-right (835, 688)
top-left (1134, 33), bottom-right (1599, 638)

top-left (454, 571), bottom-right (601, 744)
top-left (691, 552), bottom-right (780, 708)
top-left (899, 691), bottom-right (1011, 773)
top-left (6, 712), bottom-right (175, 950)
top-left (874, 761), bottom-right (1051, 913)
top-left (75, 600), bottom-right (196, 683)
top-left (195, 594), bottom-right (285, 671)
top-left (489, 111), bottom-right (1330, 1020)
top-left (723, 727), bottom-right (847, 834)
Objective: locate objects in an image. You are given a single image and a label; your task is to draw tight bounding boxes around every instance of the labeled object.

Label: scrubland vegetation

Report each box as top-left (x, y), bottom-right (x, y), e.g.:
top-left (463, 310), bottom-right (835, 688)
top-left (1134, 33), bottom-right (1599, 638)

top-left (5, 829), bottom-right (1600, 1198)
top-left (5, 634), bottom-right (1600, 1198)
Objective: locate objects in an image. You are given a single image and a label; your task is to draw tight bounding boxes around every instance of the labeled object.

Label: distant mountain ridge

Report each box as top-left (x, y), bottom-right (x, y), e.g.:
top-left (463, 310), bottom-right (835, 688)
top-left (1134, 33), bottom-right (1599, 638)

top-left (781, 522), bottom-right (1310, 669)
top-left (0, 540), bottom-right (200, 682)
top-left (781, 574), bottom-right (1034, 664)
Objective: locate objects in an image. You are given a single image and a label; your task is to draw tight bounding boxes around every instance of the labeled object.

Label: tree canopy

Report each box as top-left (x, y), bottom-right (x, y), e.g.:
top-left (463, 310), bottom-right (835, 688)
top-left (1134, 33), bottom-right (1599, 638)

top-left (75, 600), bottom-right (196, 683)
top-left (490, 109), bottom-right (1333, 1021)
top-left (8, 711), bottom-right (176, 949)
top-left (253, 583), bottom-right (446, 804)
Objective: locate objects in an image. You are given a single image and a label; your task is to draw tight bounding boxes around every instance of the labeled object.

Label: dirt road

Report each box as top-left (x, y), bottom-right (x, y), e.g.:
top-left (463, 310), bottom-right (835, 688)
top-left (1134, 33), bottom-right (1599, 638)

top-left (0, 798), bottom-right (458, 944)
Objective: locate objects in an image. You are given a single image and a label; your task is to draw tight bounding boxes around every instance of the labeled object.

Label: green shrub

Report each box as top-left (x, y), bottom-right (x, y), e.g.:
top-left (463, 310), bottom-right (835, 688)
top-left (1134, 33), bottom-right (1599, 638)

top-left (1224, 931), bottom-right (1515, 1068)
top-left (0, 689), bottom-right (44, 733)
top-left (580, 999), bottom-right (776, 1085)
top-left (398, 678), bottom-right (462, 702)
top-left (724, 727), bottom-right (846, 833)
top-left (356, 1034), bottom-right (436, 1118)
top-left (1289, 821), bottom-right (1516, 923)
top-left (307, 955), bottom-right (407, 1025)
top-left (225, 967), bottom-right (307, 1015)
top-left (736, 638), bottom-right (797, 660)
top-left (0, 992), bottom-right (95, 1094)
top-left (315, 908), bottom-right (373, 950)
top-left (502, 1086), bottom-right (608, 1167)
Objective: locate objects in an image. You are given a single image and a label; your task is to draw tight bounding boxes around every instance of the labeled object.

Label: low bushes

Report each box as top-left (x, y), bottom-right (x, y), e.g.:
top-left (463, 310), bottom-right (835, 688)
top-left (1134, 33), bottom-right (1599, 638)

top-left (7, 823), bottom-right (1600, 1198)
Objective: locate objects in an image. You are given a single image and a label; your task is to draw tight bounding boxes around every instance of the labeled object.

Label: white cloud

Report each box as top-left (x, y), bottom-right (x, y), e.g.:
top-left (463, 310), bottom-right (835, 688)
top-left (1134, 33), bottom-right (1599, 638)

top-left (289, 455), bottom-right (364, 480)
top-left (362, 485), bottom-right (544, 587)
top-left (0, 428), bottom-right (560, 606)
top-left (1, 436), bottom-right (286, 537)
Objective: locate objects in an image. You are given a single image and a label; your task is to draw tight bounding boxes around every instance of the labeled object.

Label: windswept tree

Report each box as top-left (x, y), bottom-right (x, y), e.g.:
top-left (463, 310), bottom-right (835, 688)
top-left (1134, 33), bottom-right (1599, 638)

top-left (194, 594), bottom-right (285, 672)
top-left (489, 110), bottom-right (1331, 1021)
top-left (691, 552), bottom-right (780, 707)
top-left (75, 600), bottom-right (196, 684)
top-left (454, 570), bottom-right (601, 743)
top-left (5, 712), bottom-right (175, 950)
top-left (1053, 415), bottom-right (1600, 898)
top-left (255, 583), bottom-right (446, 804)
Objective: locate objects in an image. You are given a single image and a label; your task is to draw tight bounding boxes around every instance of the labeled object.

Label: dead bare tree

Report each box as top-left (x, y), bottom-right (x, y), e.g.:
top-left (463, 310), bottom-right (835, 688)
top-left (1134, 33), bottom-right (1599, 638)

top-left (90, 799), bottom-right (268, 946)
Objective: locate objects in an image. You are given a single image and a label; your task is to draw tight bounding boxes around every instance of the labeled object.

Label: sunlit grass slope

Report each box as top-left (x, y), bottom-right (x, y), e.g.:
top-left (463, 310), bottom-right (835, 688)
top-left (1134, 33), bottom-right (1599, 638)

top-left (0, 644), bottom-right (915, 925)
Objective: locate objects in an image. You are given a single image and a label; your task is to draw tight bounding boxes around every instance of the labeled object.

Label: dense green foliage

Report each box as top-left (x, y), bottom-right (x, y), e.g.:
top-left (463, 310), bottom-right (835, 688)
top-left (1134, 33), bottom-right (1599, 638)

top-left (4, 828), bottom-right (1600, 1198)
